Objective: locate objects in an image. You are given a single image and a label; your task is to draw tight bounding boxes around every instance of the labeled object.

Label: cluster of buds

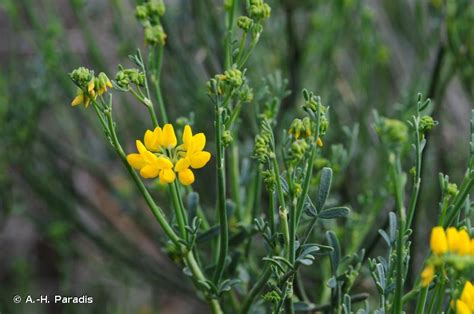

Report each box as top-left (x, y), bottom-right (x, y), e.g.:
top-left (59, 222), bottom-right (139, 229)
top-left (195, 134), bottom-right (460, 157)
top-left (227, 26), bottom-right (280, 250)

top-left (421, 226), bottom-right (474, 287)
top-left (375, 117), bottom-right (408, 147)
top-left (454, 281), bottom-right (474, 314)
top-left (248, 0), bottom-right (271, 21)
top-left (135, 0), bottom-right (167, 46)
top-left (287, 139), bottom-right (309, 166)
top-left (114, 67), bottom-right (145, 90)
top-left (207, 65), bottom-right (244, 95)
top-left (288, 117), bottom-right (312, 139)
top-left (418, 115), bottom-right (437, 134)
top-left (254, 119), bottom-right (276, 191)
top-left (302, 92), bottom-right (329, 136)
top-left (69, 67), bottom-right (112, 108)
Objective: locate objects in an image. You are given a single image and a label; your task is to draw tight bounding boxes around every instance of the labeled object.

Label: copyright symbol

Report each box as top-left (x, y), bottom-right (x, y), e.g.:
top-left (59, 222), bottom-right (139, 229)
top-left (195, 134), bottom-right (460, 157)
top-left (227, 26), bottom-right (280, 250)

top-left (13, 295), bottom-right (21, 303)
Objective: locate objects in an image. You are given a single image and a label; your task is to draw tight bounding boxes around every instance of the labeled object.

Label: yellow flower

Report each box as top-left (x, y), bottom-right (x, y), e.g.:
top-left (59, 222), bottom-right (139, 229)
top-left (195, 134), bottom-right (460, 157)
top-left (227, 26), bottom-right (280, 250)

top-left (317, 137), bottom-right (323, 147)
top-left (447, 227), bottom-right (460, 253)
top-left (458, 229), bottom-right (471, 256)
top-left (430, 226), bottom-right (448, 255)
top-left (456, 300), bottom-right (472, 314)
top-left (420, 265), bottom-right (435, 287)
top-left (174, 125), bottom-right (211, 185)
top-left (460, 281), bottom-right (474, 311)
top-left (161, 124), bottom-right (177, 149)
top-left (71, 89), bottom-right (92, 108)
top-left (144, 127), bottom-right (162, 152)
top-left (126, 140), bottom-right (175, 183)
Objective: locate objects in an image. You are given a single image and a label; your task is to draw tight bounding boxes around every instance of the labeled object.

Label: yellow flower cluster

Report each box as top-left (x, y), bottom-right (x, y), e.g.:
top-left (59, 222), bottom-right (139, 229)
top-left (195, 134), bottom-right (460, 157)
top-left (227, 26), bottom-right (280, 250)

top-left (71, 73), bottom-right (113, 108)
top-left (126, 124), bottom-right (211, 185)
top-left (430, 226), bottom-right (474, 256)
top-left (455, 281), bottom-right (474, 314)
top-left (421, 226), bottom-right (474, 287)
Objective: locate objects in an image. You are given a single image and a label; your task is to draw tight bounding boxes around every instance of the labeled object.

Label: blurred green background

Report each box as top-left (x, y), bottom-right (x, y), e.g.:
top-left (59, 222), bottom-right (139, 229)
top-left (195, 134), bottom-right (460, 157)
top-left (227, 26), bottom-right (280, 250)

top-left (0, 0), bottom-right (473, 313)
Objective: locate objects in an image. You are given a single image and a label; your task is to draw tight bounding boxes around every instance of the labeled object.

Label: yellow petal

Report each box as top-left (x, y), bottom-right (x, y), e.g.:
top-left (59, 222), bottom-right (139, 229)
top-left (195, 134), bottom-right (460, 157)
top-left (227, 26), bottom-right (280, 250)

top-left (88, 79), bottom-right (95, 93)
top-left (159, 168), bottom-right (176, 183)
top-left (456, 300), bottom-right (471, 314)
top-left (190, 133), bottom-right (206, 153)
top-left (140, 165), bottom-right (160, 178)
top-left (179, 169), bottom-right (195, 185)
top-left (460, 281), bottom-right (474, 310)
top-left (317, 137), bottom-right (323, 147)
top-left (71, 94), bottom-right (83, 106)
top-left (156, 156), bottom-right (174, 169)
top-left (430, 226), bottom-right (448, 255)
top-left (106, 79), bottom-right (113, 88)
top-left (136, 140), bottom-right (148, 155)
top-left (420, 265), bottom-right (434, 287)
top-left (189, 151), bottom-right (211, 169)
top-left (84, 96), bottom-right (91, 108)
top-left (127, 153), bottom-right (147, 170)
top-left (144, 127), bottom-right (162, 152)
top-left (458, 229), bottom-right (471, 255)
top-left (446, 227), bottom-right (460, 253)
top-left (175, 158), bottom-right (190, 172)
top-left (161, 124), bottom-right (177, 149)
top-left (182, 125), bottom-right (193, 150)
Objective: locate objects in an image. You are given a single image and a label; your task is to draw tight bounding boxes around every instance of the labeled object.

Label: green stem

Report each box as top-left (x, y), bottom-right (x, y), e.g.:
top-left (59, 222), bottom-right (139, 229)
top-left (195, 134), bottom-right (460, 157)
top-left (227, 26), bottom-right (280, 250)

top-left (170, 181), bottom-right (188, 240)
top-left (223, 0), bottom-right (238, 69)
top-left (240, 265), bottom-right (272, 314)
top-left (230, 143), bottom-right (241, 219)
top-left (153, 45), bottom-right (168, 124)
top-left (391, 155), bottom-right (406, 314)
top-left (414, 286), bottom-right (429, 314)
top-left (268, 190), bottom-right (276, 235)
top-left (185, 252), bottom-right (223, 314)
top-left (213, 103), bottom-right (228, 284)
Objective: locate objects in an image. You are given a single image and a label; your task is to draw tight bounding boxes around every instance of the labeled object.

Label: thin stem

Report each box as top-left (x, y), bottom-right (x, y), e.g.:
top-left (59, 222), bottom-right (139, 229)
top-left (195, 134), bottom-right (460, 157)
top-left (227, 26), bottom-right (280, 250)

top-left (414, 286), bottom-right (429, 314)
top-left (153, 45), bottom-right (169, 124)
top-left (170, 181), bottom-right (188, 240)
top-left (230, 143), bottom-right (241, 219)
top-left (223, 0), bottom-right (238, 69)
top-left (213, 103), bottom-right (228, 284)
top-left (240, 265), bottom-right (272, 314)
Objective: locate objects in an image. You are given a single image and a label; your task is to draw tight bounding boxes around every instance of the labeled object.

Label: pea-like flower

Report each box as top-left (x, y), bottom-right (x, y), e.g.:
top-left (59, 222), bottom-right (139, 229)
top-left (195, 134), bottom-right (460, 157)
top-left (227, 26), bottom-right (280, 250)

top-left (127, 140), bottom-right (175, 183)
top-left (126, 124), bottom-right (210, 185)
top-left (420, 265), bottom-right (435, 287)
top-left (174, 125), bottom-right (211, 185)
top-left (70, 71), bottom-right (112, 108)
top-left (430, 226), bottom-right (448, 255)
top-left (456, 281), bottom-right (474, 314)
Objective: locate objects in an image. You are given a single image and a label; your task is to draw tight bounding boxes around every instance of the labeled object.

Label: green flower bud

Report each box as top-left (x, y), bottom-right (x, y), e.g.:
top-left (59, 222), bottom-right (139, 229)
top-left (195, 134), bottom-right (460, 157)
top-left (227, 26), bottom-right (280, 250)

top-left (446, 183), bottom-right (458, 198)
top-left (223, 66), bottom-right (243, 88)
top-left (125, 69), bottom-right (145, 86)
top-left (135, 4), bottom-right (148, 22)
top-left (262, 169), bottom-right (275, 192)
top-left (377, 118), bottom-right (408, 145)
top-left (144, 24), bottom-right (167, 46)
top-left (70, 67), bottom-right (93, 88)
top-left (237, 16), bottom-right (253, 32)
top-left (147, 0), bottom-right (165, 17)
top-left (115, 71), bottom-right (130, 89)
top-left (239, 84), bottom-right (254, 103)
top-left (289, 119), bottom-right (304, 139)
top-left (222, 130), bottom-right (233, 146)
top-left (249, 0), bottom-right (271, 20)
top-left (287, 139), bottom-right (308, 165)
top-left (419, 115), bottom-right (437, 133)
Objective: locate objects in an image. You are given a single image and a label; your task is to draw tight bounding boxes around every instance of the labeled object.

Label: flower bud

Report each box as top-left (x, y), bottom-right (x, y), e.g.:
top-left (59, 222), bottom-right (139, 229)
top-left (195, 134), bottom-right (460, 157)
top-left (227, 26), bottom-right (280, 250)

top-left (430, 226), bottom-right (448, 255)
top-left (147, 0), bottom-right (165, 17)
top-left (419, 115), bottom-right (437, 134)
top-left (237, 16), bottom-right (253, 32)
top-left (144, 24), bottom-right (167, 46)
top-left (70, 67), bottom-right (93, 88)
top-left (135, 4), bottom-right (148, 22)
top-left (249, 0), bottom-right (271, 20)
